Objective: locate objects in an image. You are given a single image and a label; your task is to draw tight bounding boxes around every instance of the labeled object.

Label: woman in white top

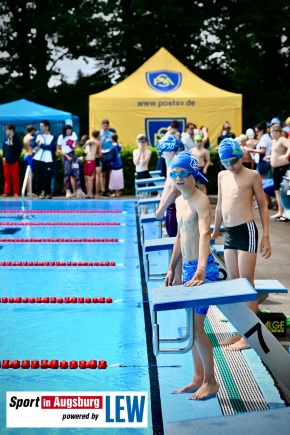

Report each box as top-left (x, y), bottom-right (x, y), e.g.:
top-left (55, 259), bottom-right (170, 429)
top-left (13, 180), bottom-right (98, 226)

top-left (57, 125), bottom-right (86, 198)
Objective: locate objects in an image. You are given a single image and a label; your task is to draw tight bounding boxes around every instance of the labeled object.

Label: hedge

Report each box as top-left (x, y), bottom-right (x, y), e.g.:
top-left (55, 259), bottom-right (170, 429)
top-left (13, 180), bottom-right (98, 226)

top-left (0, 147), bottom-right (220, 196)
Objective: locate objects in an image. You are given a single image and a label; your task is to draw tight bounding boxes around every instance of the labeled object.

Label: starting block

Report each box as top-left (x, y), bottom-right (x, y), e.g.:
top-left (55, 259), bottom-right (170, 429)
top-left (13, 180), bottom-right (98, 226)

top-left (152, 278), bottom-right (290, 390)
top-left (152, 278), bottom-right (257, 354)
top-left (136, 185), bottom-right (164, 197)
top-left (139, 213), bottom-right (165, 243)
top-left (144, 237), bottom-right (175, 280)
top-left (135, 170), bottom-right (161, 178)
top-left (135, 176), bottom-right (165, 186)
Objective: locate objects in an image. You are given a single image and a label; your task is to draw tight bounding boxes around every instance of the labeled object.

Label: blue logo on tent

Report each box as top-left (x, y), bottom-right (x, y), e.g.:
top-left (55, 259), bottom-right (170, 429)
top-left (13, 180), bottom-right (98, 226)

top-left (146, 70), bottom-right (182, 93)
top-left (145, 118), bottom-right (186, 147)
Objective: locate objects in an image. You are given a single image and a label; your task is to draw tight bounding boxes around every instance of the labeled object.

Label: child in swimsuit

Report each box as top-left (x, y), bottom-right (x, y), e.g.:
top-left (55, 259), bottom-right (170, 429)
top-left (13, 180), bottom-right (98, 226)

top-left (211, 138), bottom-right (271, 351)
top-left (165, 151), bottom-right (219, 400)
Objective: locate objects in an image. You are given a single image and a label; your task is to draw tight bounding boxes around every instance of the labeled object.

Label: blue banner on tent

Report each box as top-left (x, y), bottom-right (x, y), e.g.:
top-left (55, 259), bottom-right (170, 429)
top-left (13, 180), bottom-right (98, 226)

top-left (145, 118), bottom-right (186, 147)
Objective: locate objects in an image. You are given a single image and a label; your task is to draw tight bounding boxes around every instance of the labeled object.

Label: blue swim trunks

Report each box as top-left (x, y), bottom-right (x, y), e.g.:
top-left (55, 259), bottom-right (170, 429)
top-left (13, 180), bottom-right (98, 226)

top-left (24, 154), bottom-right (34, 173)
top-left (182, 253), bottom-right (219, 315)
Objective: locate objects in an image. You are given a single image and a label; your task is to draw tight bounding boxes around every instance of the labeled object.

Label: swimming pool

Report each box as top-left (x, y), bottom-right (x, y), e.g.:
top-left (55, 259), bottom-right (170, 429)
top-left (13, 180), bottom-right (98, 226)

top-left (0, 200), bottom-right (154, 434)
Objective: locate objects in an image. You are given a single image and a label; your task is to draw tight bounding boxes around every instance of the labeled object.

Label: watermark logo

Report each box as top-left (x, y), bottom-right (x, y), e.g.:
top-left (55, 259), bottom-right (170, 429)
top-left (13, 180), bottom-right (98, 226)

top-left (6, 392), bottom-right (148, 428)
top-left (145, 118), bottom-right (186, 147)
top-left (146, 70), bottom-right (182, 93)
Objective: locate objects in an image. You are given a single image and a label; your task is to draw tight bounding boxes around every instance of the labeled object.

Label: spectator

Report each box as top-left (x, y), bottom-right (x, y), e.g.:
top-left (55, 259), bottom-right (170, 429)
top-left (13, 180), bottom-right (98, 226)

top-left (190, 134), bottom-right (210, 195)
top-left (282, 116), bottom-right (290, 139)
top-left (33, 120), bottom-right (57, 199)
top-left (109, 134), bottom-right (124, 197)
top-left (133, 134), bottom-right (152, 214)
top-left (1, 124), bottom-right (22, 197)
top-left (99, 119), bottom-right (114, 196)
top-left (57, 125), bottom-right (86, 199)
top-left (251, 122), bottom-right (272, 208)
top-left (200, 126), bottom-right (211, 149)
top-left (181, 122), bottom-right (196, 151)
top-left (265, 124), bottom-right (290, 221)
top-left (217, 121), bottom-right (235, 145)
top-left (237, 134), bottom-right (253, 169)
top-left (83, 130), bottom-right (102, 199)
top-left (23, 125), bottom-right (36, 196)
top-left (167, 120), bottom-right (181, 139)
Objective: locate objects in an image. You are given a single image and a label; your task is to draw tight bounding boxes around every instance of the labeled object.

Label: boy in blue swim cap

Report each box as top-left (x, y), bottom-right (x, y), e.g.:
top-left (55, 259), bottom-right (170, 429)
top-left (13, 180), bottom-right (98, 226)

top-left (211, 138), bottom-right (271, 350)
top-left (165, 151), bottom-right (219, 400)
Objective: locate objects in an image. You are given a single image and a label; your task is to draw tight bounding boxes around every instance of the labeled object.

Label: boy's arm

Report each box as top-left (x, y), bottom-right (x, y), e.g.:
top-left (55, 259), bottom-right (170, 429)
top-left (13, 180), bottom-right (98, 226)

top-left (164, 230), bottom-right (182, 286)
top-left (133, 149), bottom-right (141, 166)
top-left (253, 171), bottom-right (271, 259)
top-left (211, 172), bottom-right (223, 239)
top-left (155, 183), bottom-right (180, 219)
top-left (203, 150), bottom-right (211, 173)
top-left (278, 138), bottom-right (290, 160)
top-left (184, 198), bottom-right (211, 286)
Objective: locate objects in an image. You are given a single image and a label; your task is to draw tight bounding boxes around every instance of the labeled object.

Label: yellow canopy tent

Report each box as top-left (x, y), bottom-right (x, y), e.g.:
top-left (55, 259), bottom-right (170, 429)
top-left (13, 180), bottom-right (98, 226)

top-left (89, 47), bottom-right (242, 147)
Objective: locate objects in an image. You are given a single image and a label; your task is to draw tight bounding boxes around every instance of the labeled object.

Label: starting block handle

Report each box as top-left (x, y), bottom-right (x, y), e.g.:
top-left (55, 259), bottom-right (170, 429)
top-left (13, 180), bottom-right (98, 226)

top-left (153, 309), bottom-right (194, 355)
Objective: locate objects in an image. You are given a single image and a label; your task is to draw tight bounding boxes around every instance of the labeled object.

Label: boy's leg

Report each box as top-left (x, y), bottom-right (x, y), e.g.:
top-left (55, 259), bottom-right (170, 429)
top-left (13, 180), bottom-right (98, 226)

top-left (221, 250), bottom-right (258, 351)
top-left (173, 313), bottom-right (219, 400)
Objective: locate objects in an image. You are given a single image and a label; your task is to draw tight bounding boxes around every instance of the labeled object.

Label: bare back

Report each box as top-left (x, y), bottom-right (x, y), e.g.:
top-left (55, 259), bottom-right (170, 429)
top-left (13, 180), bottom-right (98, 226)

top-left (176, 190), bottom-right (211, 261)
top-left (218, 166), bottom-right (257, 226)
top-left (23, 133), bottom-right (33, 155)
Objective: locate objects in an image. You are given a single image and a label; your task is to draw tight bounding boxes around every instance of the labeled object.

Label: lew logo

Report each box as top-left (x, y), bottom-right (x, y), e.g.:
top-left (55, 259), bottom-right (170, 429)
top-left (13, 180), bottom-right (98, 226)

top-left (146, 70), bottom-right (182, 93)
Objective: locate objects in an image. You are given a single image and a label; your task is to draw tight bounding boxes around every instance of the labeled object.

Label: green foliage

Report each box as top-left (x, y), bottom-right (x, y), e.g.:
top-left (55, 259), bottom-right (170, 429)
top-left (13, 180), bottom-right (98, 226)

top-left (0, 0), bottom-right (289, 132)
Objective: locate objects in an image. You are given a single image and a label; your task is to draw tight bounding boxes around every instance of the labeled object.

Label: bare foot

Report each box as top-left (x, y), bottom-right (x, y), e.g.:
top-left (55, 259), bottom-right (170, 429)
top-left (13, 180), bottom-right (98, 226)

top-left (189, 382), bottom-right (219, 400)
top-left (225, 337), bottom-right (251, 351)
top-left (271, 213), bottom-right (282, 219)
top-left (219, 334), bottom-right (241, 345)
top-left (172, 380), bottom-right (202, 394)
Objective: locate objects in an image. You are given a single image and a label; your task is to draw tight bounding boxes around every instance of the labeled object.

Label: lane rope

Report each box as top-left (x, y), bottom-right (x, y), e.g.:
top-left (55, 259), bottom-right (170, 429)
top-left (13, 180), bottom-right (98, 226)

top-left (0, 238), bottom-right (118, 243)
top-left (0, 261), bottom-right (116, 267)
top-left (1, 297), bottom-right (113, 304)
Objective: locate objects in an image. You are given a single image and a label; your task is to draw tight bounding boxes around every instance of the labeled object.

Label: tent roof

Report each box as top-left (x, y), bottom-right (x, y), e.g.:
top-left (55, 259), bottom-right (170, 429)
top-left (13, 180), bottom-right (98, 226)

top-left (91, 47), bottom-right (240, 99)
top-left (0, 99), bottom-right (74, 121)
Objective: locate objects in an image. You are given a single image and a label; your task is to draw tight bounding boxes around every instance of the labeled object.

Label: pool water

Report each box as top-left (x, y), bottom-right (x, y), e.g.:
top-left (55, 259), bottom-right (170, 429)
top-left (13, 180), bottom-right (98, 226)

top-left (0, 200), bottom-right (153, 434)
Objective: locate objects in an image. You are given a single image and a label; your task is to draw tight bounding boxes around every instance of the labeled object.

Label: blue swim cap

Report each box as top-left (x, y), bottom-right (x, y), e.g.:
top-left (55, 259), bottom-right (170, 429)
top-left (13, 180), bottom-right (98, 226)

top-left (157, 134), bottom-right (184, 154)
top-left (218, 138), bottom-right (243, 161)
top-left (170, 151), bottom-right (208, 182)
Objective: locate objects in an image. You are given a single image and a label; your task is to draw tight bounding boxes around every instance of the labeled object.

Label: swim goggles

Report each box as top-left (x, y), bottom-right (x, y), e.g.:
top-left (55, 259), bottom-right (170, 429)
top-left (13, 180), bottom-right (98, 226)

top-left (169, 170), bottom-right (191, 179)
top-left (221, 157), bottom-right (240, 167)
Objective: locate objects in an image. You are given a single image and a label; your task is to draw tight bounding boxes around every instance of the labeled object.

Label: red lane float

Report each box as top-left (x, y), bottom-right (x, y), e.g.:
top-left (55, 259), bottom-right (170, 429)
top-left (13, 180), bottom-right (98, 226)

top-left (1, 359), bottom-right (107, 369)
top-left (0, 238), bottom-right (118, 243)
top-left (0, 222), bottom-right (120, 226)
top-left (1, 297), bottom-right (113, 304)
top-left (0, 261), bottom-right (116, 267)
top-left (0, 210), bottom-right (121, 214)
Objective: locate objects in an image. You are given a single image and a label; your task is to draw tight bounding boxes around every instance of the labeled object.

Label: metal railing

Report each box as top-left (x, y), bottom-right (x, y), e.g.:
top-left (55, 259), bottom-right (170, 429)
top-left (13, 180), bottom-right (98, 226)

top-left (21, 165), bottom-right (32, 210)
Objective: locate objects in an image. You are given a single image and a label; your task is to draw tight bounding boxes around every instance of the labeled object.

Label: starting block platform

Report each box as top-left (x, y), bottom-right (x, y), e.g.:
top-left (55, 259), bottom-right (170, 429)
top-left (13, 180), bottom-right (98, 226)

top-left (137, 197), bottom-right (161, 207)
top-left (135, 170), bottom-right (161, 178)
top-left (136, 185), bottom-right (164, 195)
top-left (144, 237), bottom-right (175, 280)
top-left (152, 278), bottom-right (290, 390)
top-left (139, 213), bottom-right (165, 243)
top-left (135, 176), bottom-right (165, 186)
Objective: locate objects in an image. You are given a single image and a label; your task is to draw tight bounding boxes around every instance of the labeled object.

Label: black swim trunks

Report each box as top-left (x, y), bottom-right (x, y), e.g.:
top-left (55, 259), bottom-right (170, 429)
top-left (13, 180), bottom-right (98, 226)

top-left (224, 221), bottom-right (258, 253)
top-left (272, 165), bottom-right (289, 191)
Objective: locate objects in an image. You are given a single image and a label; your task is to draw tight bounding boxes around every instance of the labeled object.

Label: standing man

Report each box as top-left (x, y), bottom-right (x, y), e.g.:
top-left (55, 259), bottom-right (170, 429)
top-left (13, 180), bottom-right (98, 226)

top-left (2, 124), bottom-right (22, 197)
top-left (99, 119), bottom-right (114, 196)
top-left (33, 120), bottom-right (57, 199)
top-left (265, 124), bottom-right (290, 221)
